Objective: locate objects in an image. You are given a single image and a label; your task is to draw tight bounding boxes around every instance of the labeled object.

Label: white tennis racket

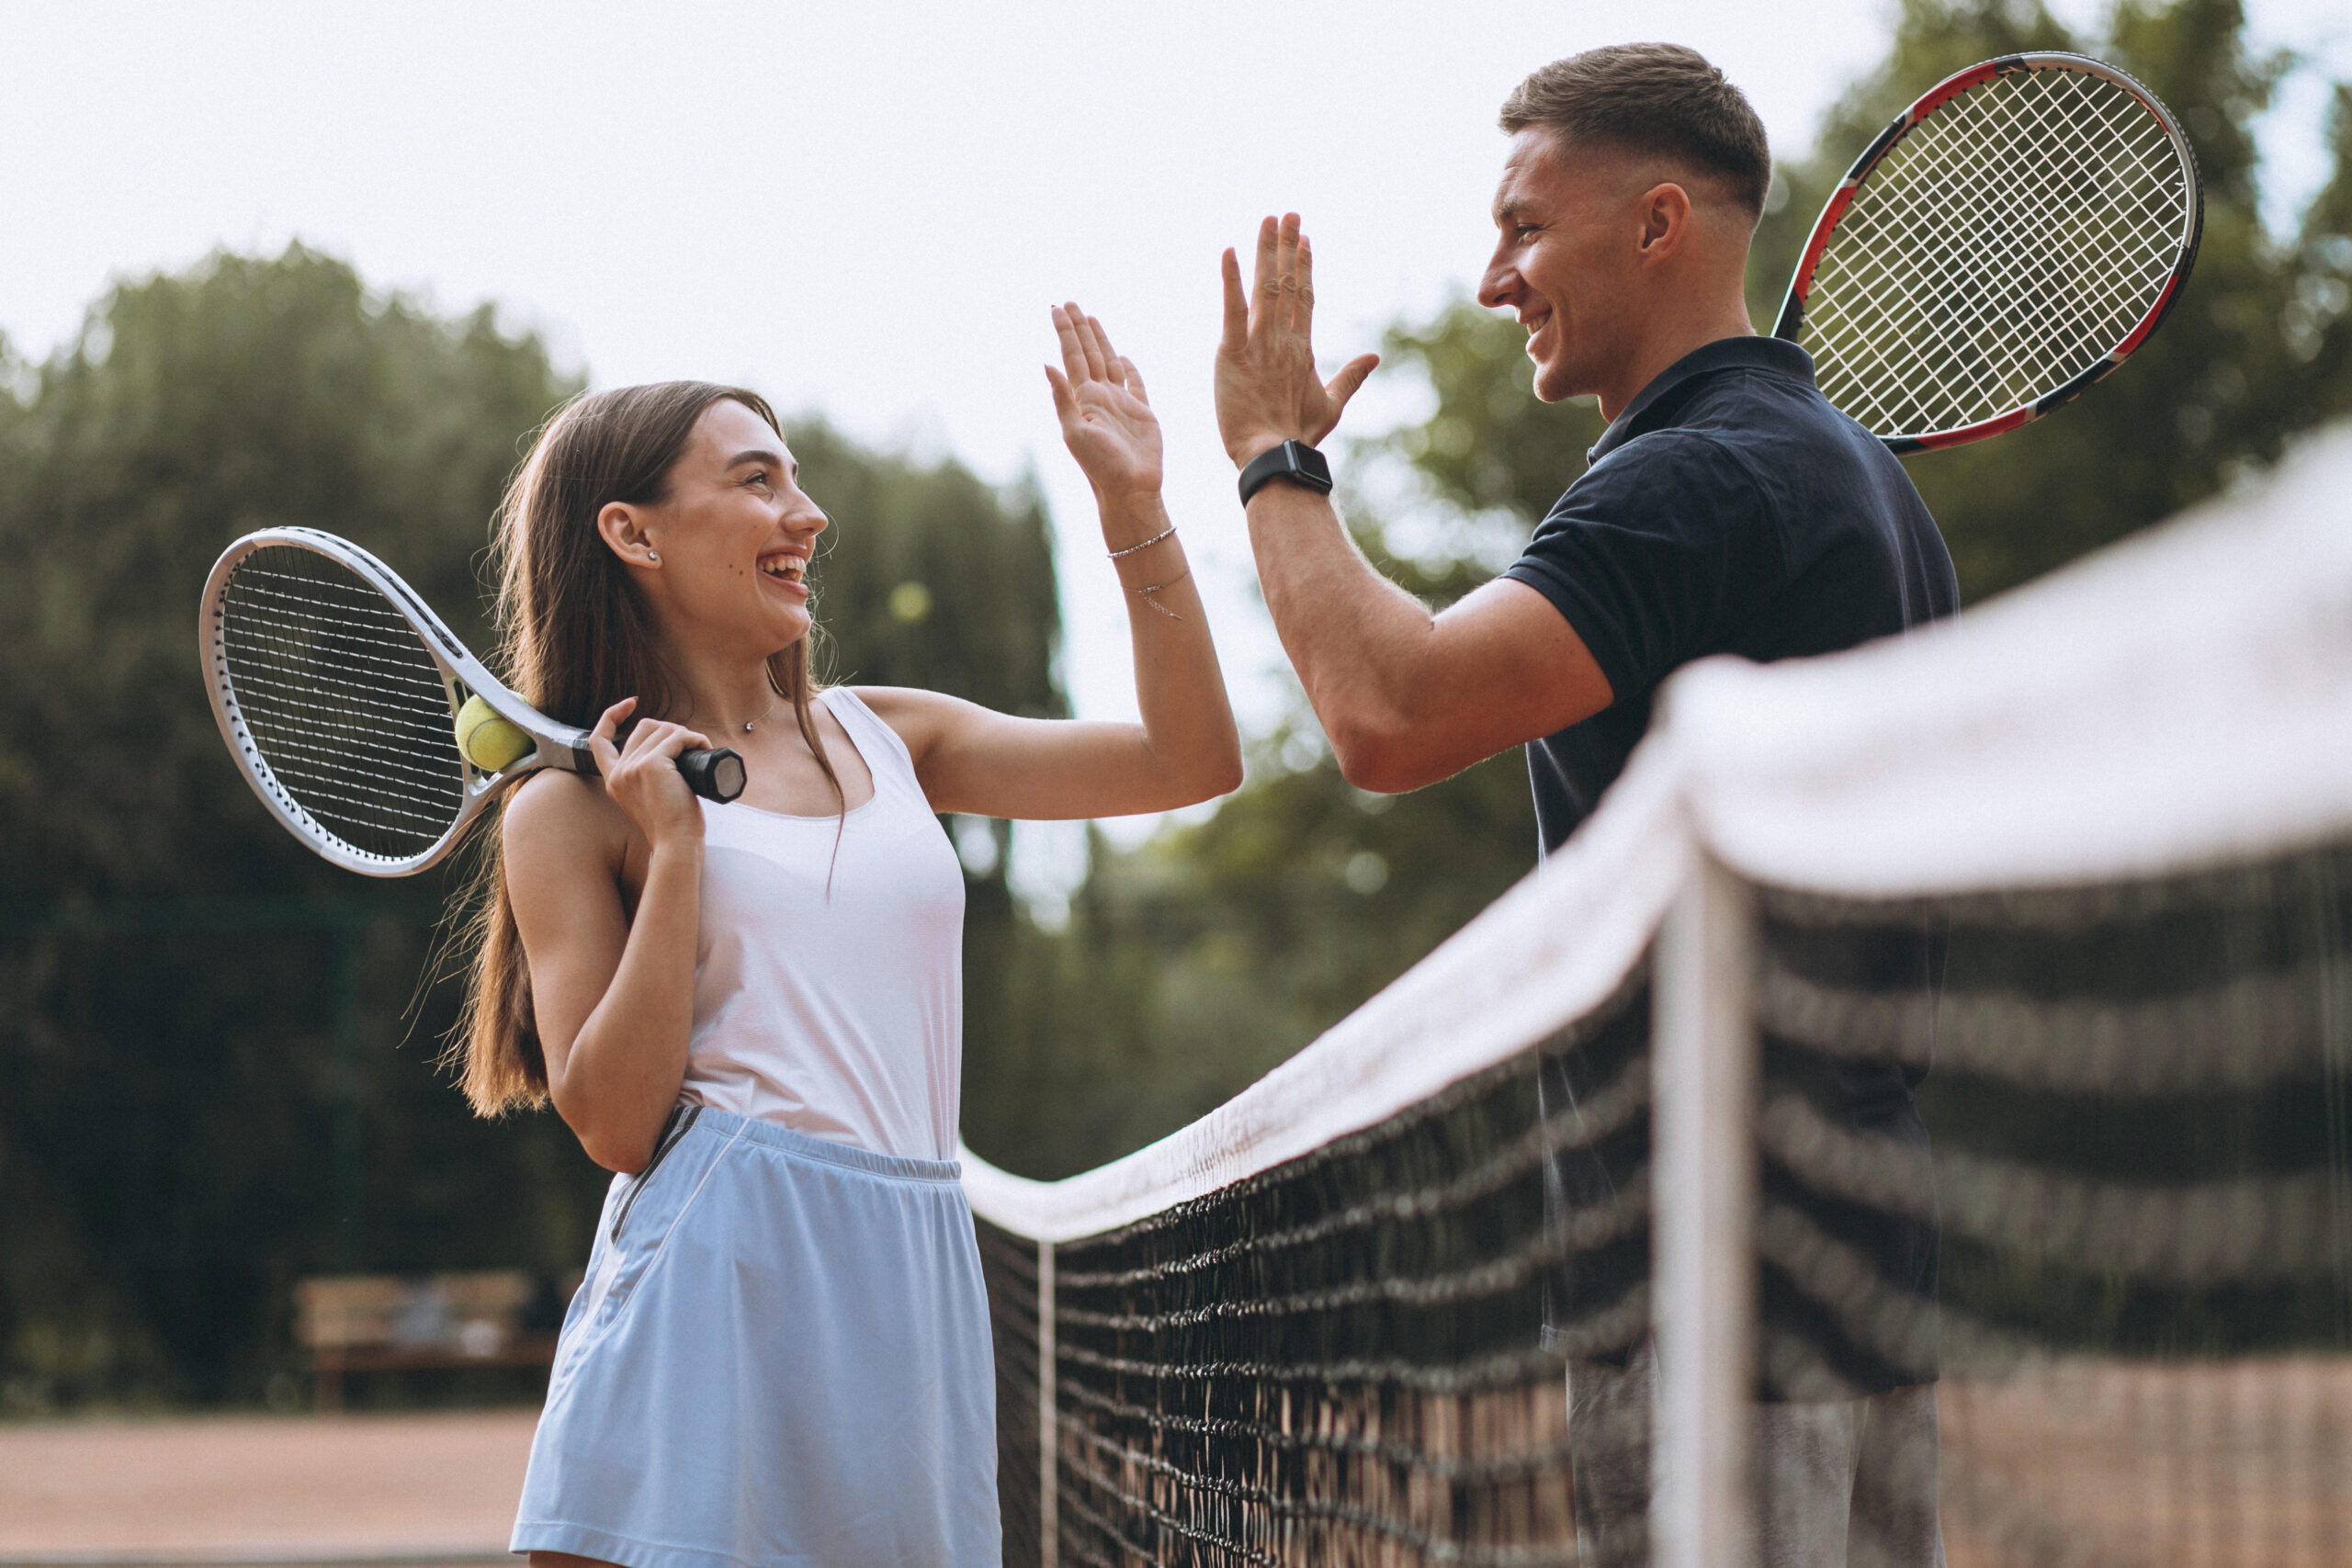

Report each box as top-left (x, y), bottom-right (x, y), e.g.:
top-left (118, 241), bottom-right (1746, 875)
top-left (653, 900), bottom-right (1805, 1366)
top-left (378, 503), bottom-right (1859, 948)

top-left (200, 526), bottom-right (746, 878)
top-left (1776, 52), bottom-right (2203, 451)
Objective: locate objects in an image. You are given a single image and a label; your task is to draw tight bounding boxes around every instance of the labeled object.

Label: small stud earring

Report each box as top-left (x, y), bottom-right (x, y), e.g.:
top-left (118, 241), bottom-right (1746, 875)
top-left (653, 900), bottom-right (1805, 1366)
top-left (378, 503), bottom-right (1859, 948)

top-left (647, 551), bottom-right (660, 562)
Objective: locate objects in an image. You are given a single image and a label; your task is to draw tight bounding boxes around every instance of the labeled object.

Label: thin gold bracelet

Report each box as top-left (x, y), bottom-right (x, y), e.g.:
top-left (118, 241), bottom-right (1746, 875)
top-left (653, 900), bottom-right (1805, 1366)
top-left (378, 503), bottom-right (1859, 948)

top-left (1106, 524), bottom-right (1177, 559)
top-left (1130, 567), bottom-right (1192, 620)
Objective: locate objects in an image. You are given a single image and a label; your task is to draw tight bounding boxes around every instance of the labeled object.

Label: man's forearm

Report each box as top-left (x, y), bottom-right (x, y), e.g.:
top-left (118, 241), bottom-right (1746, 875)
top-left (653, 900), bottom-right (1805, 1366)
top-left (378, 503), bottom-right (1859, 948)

top-left (1243, 482), bottom-right (1437, 766)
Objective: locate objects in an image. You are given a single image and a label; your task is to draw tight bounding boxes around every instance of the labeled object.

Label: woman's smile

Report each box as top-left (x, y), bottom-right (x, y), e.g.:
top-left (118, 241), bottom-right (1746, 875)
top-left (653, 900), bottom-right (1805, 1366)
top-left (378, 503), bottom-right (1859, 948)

top-left (757, 547), bottom-right (809, 592)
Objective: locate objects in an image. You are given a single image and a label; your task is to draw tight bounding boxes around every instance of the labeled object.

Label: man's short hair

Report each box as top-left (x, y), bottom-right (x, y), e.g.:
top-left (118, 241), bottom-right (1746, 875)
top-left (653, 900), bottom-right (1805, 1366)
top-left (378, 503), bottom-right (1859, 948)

top-left (1500, 44), bottom-right (1771, 220)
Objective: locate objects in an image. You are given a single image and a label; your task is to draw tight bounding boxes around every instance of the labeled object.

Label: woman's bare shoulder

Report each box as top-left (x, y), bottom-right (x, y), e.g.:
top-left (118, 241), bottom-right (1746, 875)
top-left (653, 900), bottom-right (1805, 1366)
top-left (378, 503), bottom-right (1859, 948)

top-left (843, 683), bottom-right (937, 720)
top-left (847, 684), bottom-right (983, 752)
top-left (501, 769), bottom-right (628, 874)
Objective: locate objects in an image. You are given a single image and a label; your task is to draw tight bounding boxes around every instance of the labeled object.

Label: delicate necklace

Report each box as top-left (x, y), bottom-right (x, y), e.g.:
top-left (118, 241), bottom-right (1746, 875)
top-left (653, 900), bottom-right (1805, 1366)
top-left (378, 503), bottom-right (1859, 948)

top-left (740, 688), bottom-right (783, 733)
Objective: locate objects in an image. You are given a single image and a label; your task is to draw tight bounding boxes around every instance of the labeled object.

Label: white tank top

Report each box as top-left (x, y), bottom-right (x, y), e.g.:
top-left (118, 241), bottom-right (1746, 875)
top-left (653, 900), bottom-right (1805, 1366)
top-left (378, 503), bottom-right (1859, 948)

top-left (678, 687), bottom-right (966, 1160)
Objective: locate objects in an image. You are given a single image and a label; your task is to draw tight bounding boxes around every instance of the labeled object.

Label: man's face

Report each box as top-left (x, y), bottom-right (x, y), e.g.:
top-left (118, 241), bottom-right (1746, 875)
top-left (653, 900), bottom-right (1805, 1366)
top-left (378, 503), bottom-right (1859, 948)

top-left (1477, 130), bottom-right (1645, 404)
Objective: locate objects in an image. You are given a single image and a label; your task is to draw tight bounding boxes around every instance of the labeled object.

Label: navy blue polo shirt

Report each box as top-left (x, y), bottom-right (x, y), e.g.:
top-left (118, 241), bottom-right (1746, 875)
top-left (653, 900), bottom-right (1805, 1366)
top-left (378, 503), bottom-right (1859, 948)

top-left (1513, 336), bottom-right (1958, 1396)
top-left (1504, 335), bottom-right (1956, 850)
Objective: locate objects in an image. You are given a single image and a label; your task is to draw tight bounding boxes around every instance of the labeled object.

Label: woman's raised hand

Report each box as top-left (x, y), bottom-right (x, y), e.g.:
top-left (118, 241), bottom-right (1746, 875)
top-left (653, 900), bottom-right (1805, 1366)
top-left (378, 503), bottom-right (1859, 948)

top-left (1045, 304), bottom-right (1162, 501)
top-left (587, 697), bottom-right (712, 851)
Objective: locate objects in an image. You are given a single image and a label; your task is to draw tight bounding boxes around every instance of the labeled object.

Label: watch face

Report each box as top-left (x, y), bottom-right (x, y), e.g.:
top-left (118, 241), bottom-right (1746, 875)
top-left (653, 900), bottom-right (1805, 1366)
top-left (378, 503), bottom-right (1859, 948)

top-left (1240, 440), bottom-right (1336, 504)
top-left (1289, 441), bottom-right (1335, 491)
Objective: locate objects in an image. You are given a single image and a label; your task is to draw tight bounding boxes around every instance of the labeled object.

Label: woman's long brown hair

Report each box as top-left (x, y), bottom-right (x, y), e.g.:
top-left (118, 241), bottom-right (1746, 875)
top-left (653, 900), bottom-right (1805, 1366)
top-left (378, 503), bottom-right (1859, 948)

top-left (447, 381), bottom-right (842, 1116)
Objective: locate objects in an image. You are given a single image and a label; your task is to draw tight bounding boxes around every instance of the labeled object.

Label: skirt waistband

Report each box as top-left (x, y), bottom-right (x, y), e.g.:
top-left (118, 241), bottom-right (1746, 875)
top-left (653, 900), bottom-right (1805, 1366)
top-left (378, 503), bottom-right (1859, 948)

top-left (681, 1102), bottom-right (964, 1184)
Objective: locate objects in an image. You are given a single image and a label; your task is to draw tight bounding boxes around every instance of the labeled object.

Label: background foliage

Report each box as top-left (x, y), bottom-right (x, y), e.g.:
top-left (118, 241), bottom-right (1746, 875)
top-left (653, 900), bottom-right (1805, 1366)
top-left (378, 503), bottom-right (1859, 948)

top-left (3, 0), bottom-right (2347, 1406)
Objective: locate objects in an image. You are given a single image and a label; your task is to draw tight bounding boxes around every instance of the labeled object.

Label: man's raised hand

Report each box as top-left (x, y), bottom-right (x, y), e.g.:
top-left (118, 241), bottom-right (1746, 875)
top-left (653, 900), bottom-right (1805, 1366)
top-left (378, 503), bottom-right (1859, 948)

top-left (1045, 303), bottom-right (1163, 502)
top-left (1215, 214), bottom-right (1380, 470)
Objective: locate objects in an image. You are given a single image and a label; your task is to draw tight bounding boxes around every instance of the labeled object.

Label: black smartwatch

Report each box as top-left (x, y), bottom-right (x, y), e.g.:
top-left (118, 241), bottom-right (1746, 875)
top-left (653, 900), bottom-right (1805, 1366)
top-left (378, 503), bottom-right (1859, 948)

top-left (1238, 439), bottom-right (1334, 505)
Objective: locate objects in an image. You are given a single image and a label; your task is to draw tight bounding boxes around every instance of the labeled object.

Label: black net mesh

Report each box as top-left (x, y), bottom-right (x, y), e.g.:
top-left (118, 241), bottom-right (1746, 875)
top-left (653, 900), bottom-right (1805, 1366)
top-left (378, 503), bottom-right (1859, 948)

top-left (980, 834), bottom-right (2352, 1567)
top-left (980, 982), bottom-right (1658, 1567)
top-left (1756, 839), bottom-right (2352, 1564)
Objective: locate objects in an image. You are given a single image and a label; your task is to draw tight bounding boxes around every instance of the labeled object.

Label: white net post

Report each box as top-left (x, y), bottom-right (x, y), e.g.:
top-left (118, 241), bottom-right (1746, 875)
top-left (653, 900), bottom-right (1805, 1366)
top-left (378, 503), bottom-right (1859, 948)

top-left (1651, 847), bottom-right (1758, 1568)
top-left (1036, 1237), bottom-right (1057, 1568)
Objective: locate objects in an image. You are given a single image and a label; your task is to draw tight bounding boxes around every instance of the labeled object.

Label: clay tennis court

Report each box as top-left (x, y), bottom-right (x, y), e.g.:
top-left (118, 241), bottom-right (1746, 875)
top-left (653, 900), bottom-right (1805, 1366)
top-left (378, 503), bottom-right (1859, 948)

top-left (4, 1359), bottom-right (2344, 1566)
top-left (0, 1410), bottom-right (533, 1565)
top-left (1938, 1358), bottom-right (2352, 1568)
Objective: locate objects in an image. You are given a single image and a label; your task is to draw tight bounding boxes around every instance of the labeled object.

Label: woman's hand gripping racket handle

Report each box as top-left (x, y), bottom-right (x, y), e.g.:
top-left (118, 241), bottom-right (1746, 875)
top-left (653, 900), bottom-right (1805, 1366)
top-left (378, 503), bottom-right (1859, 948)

top-left (675, 748), bottom-right (748, 803)
top-left (588, 699), bottom-right (748, 845)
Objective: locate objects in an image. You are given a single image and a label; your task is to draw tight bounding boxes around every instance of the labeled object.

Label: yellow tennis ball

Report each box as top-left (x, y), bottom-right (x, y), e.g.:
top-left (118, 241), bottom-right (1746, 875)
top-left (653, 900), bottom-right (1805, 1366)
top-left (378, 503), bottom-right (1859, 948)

top-left (455, 694), bottom-right (533, 773)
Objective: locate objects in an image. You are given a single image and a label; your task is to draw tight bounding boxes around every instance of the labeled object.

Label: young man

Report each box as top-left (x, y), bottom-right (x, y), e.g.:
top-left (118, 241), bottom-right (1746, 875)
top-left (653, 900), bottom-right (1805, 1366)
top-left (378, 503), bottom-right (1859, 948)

top-left (1212, 43), bottom-right (1952, 1568)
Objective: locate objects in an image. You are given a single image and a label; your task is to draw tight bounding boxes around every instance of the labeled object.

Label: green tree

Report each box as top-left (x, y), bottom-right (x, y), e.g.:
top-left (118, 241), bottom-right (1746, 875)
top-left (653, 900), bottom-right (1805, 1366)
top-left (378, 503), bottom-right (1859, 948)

top-left (2284, 85), bottom-right (2352, 422)
top-left (1377, 302), bottom-right (1607, 528)
top-left (0, 244), bottom-right (587, 1405)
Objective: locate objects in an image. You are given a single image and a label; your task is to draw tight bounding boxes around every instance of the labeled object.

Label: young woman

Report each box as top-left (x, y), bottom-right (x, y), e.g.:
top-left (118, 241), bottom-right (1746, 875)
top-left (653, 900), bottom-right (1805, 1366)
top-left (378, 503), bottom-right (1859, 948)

top-left (449, 307), bottom-right (1239, 1568)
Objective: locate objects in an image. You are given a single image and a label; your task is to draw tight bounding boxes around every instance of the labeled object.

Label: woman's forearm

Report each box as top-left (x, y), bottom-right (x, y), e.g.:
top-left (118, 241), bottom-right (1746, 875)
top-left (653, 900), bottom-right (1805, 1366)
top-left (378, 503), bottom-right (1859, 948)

top-left (551, 842), bottom-right (703, 1171)
top-left (1102, 493), bottom-right (1244, 801)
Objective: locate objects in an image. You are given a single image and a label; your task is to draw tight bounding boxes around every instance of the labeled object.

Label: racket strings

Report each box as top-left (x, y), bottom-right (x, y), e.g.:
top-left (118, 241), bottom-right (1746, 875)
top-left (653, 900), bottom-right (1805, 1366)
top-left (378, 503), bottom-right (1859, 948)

top-left (216, 709), bottom-right (461, 822)
top-left (225, 660), bottom-right (462, 831)
top-left (1873, 87), bottom-right (2172, 388)
top-left (1820, 86), bottom-right (2170, 425)
top-left (218, 549), bottom-right (468, 861)
top-left (227, 573), bottom-right (469, 761)
top-left (1814, 75), bottom-right (2180, 430)
top-left (225, 671), bottom-right (462, 840)
top-left (224, 620), bottom-right (468, 750)
top-left (1818, 78), bottom-right (2171, 412)
top-left (226, 634), bottom-right (460, 795)
top-left (1803, 64), bottom-right (2190, 438)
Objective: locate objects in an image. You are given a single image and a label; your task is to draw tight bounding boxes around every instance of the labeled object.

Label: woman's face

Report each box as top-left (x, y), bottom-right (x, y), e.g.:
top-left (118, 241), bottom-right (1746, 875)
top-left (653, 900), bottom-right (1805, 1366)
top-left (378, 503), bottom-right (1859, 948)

top-left (609, 399), bottom-right (827, 656)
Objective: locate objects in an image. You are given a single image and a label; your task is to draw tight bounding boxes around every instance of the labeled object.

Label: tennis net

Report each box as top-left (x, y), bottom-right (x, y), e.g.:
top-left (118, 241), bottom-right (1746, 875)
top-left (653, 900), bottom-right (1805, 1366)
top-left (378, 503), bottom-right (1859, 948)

top-left (963, 425), bottom-right (2352, 1568)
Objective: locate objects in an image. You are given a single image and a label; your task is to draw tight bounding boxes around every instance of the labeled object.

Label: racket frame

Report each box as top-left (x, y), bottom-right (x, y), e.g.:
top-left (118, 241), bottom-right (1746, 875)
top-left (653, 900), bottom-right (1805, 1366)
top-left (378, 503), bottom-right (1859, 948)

top-left (201, 526), bottom-right (604, 877)
top-left (1772, 51), bottom-right (2204, 453)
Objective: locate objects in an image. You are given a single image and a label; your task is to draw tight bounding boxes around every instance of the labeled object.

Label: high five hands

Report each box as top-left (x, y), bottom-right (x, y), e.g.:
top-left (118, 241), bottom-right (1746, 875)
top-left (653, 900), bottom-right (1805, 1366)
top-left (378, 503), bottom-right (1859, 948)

top-left (1046, 303), bottom-right (1163, 502)
top-left (1216, 215), bottom-right (1381, 470)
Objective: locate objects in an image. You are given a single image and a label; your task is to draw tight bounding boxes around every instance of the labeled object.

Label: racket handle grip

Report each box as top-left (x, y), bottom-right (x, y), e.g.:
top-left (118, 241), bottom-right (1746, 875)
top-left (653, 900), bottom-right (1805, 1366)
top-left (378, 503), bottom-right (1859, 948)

top-left (677, 747), bottom-right (747, 804)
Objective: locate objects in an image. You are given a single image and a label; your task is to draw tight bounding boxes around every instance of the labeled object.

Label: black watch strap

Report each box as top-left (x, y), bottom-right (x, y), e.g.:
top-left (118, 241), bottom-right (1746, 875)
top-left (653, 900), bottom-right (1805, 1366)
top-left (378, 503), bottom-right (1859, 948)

top-left (1238, 439), bottom-right (1334, 505)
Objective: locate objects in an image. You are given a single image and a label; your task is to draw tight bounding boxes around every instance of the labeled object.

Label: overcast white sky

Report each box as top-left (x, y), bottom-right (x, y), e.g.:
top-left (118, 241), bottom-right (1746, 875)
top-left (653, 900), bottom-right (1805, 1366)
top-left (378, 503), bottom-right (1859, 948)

top-left (4, 0), bottom-right (2343, 870)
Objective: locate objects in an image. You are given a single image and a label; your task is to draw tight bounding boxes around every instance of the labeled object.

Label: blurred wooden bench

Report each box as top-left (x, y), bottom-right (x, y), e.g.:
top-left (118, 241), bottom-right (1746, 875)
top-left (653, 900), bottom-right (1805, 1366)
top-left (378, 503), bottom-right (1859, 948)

top-left (293, 1270), bottom-right (562, 1412)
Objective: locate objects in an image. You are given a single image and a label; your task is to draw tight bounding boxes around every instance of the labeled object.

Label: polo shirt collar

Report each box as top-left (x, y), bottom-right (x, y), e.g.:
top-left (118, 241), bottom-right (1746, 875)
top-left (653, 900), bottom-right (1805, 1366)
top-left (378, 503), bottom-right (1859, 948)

top-left (1588, 335), bottom-right (1816, 462)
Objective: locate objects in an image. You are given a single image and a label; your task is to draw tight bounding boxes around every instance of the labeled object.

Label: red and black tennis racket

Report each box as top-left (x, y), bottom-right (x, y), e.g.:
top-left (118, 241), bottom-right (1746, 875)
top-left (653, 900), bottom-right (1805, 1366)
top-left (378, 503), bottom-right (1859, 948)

top-left (1776, 53), bottom-right (2203, 453)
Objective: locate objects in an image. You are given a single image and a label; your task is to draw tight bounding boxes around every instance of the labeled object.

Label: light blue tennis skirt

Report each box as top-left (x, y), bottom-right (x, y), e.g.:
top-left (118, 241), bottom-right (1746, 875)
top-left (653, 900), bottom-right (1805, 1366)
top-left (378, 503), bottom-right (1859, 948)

top-left (511, 1106), bottom-right (1001, 1568)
